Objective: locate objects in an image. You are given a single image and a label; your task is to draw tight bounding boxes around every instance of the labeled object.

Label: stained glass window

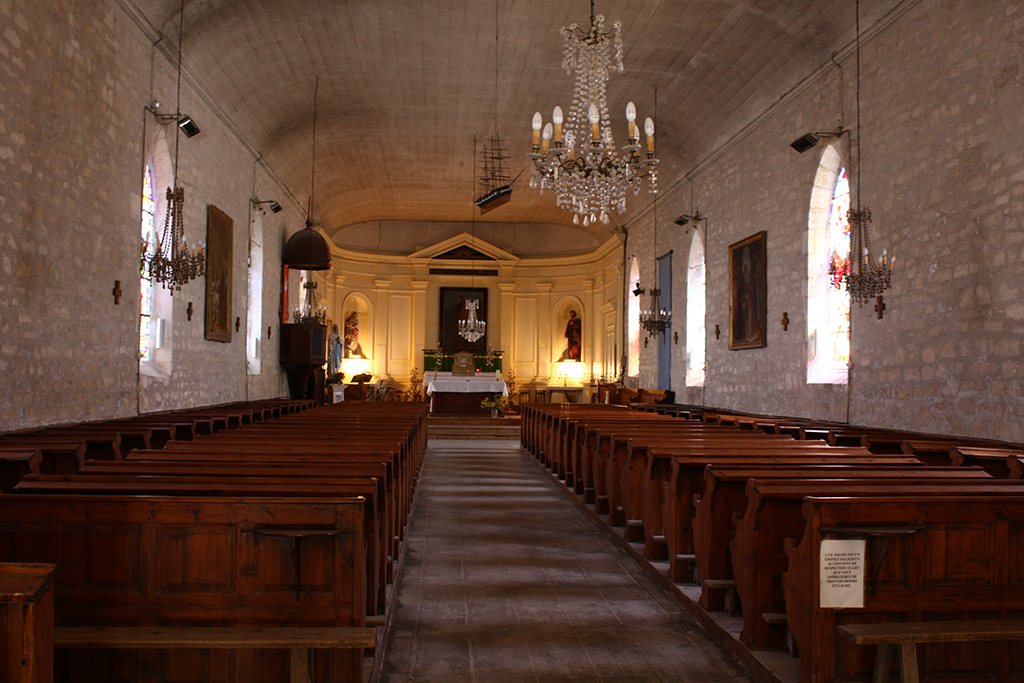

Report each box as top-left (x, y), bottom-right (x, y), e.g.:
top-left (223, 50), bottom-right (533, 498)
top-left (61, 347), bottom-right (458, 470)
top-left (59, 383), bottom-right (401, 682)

top-left (139, 163), bottom-right (156, 361)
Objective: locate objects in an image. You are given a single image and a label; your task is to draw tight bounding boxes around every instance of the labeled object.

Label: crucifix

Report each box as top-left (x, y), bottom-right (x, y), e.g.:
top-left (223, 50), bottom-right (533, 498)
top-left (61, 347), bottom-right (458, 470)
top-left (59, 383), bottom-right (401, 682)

top-left (112, 280), bottom-right (123, 305)
top-left (187, 302), bottom-right (194, 321)
top-left (874, 295), bottom-right (886, 320)
top-left (780, 312), bottom-right (790, 331)
top-left (714, 325), bottom-right (721, 340)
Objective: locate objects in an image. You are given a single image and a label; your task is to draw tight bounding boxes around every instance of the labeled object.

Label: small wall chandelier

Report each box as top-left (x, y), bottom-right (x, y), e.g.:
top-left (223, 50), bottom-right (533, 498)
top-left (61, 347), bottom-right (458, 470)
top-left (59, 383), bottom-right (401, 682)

top-left (143, 186), bottom-right (205, 292)
top-left (828, 0), bottom-right (894, 306)
top-left (528, 0), bottom-right (658, 227)
top-left (634, 87), bottom-right (670, 338)
top-left (141, 0), bottom-right (204, 292)
top-left (639, 287), bottom-right (671, 337)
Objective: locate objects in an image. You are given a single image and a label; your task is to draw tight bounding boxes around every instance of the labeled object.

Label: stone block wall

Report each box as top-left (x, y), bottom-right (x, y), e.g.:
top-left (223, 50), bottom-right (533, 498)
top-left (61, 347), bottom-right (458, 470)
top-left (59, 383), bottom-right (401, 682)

top-left (628, 0), bottom-right (1024, 442)
top-left (0, 0), bottom-right (291, 431)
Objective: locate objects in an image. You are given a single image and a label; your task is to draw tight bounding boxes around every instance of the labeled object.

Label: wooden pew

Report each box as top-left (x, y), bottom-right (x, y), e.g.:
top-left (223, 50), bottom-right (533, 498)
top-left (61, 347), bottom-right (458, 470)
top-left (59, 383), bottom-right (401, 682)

top-left (0, 494), bottom-right (369, 683)
top-left (662, 451), bottom-right (922, 584)
top-left (783, 494), bottom-right (1024, 683)
top-left (0, 449), bottom-right (40, 493)
top-left (727, 475), bottom-right (1023, 647)
top-left (951, 446), bottom-right (1024, 478)
top-left (13, 472), bottom-right (388, 617)
top-left (0, 563), bottom-right (55, 683)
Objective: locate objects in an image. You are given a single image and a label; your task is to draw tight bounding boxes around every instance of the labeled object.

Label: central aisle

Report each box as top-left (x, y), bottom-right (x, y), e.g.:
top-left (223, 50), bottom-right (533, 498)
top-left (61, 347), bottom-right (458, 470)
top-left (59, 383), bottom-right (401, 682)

top-left (377, 439), bottom-right (756, 683)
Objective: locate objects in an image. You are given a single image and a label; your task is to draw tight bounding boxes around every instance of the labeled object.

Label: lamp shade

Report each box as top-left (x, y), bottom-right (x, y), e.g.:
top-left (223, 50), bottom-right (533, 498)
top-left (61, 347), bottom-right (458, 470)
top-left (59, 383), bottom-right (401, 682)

top-left (282, 220), bottom-right (332, 270)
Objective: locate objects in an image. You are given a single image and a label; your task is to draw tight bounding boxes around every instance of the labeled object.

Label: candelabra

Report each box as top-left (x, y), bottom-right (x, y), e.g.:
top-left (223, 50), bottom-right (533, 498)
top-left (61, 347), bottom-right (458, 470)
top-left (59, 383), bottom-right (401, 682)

top-left (830, 208), bottom-right (894, 305)
top-left (639, 286), bottom-right (671, 336)
top-left (142, 186), bottom-right (205, 291)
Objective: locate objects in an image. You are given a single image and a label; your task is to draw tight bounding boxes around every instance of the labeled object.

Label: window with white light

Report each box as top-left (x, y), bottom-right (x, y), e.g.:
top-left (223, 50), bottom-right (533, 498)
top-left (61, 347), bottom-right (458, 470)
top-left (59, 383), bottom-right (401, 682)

top-left (685, 230), bottom-right (706, 387)
top-left (627, 257), bottom-right (641, 377)
top-left (807, 145), bottom-right (851, 384)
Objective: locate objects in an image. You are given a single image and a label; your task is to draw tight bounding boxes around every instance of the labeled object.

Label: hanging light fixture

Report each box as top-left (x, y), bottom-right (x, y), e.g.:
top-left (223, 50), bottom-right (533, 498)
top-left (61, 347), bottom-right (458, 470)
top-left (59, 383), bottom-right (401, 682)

top-left (528, 0), bottom-right (658, 227)
top-left (476, 0), bottom-right (516, 214)
top-left (141, 0), bottom-right (205, 292)
top-left (283, 76), bottom-right (332, 273)
top-left (459, 138), bottom-right (487, 343)
top-left (636, 87), bottom-right (670, 338)
top-left (829, 0), bottom-right (894, 305)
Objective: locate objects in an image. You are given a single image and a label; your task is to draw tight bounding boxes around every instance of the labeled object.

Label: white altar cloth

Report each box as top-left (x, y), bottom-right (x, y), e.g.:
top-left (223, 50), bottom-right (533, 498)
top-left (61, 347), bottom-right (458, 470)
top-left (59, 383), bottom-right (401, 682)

top-left (426, 377), bottom-right (508, 397)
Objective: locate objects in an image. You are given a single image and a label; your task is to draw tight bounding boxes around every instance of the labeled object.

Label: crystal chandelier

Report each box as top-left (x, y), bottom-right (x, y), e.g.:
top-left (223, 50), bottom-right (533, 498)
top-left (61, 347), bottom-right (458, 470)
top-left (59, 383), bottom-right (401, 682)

top-left (458, 298), bottom-right (486, 342)
top-left (528, 0), bottom-right (658, 226)
top-left (140, 0), bottom-right (204, 292)
top-left (828, 0), bottom-right (894, 306)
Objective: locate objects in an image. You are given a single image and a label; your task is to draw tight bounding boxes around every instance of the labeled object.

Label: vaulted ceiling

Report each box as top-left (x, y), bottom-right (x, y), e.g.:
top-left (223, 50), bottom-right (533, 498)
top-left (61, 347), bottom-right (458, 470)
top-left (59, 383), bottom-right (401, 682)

top-left (130, 0), bottom-right (900, 256)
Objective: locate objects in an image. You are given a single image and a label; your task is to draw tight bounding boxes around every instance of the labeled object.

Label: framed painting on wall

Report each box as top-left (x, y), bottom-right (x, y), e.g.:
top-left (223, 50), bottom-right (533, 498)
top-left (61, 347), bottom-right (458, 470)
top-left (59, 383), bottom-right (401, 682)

top-left (728, 231), bottom-right (767, 350)
top-left (439, 287), bottom-right (487, 352)
top-left (204, 205), bottom-right (233, 343)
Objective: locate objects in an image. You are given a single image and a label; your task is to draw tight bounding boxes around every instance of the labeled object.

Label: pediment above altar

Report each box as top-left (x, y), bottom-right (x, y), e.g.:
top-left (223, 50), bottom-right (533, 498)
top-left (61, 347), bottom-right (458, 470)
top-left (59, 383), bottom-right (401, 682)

top-left (409, 233), bottom-right (520, 264)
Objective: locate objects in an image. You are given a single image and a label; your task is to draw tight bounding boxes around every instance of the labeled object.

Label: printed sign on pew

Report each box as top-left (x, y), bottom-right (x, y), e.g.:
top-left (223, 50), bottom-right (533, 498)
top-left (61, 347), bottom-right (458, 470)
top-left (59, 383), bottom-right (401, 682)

top-left (819, 539), bottom-right (866, 608)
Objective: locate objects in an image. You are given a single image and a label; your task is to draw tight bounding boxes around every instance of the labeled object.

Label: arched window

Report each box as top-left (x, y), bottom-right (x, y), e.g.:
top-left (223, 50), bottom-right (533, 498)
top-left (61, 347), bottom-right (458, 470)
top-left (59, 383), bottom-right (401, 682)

top-left (685, 230), bottom-right (706, 387)
top-left (139, 163), bottom-right (157, 361)
top-left (246, 211), bottom-right (264, 375)
top-left (807, 145), bottom-right (851, 384)
top-left (139, 131), bottom-right (174, 379)
top-left (627, 257), bottom-right (641, 377)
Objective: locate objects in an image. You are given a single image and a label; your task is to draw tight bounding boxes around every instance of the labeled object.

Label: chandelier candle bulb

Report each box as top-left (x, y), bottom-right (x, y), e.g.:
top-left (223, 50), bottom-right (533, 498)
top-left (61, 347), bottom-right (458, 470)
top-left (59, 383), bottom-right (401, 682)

top-left (532, 112), bottom-right (543, 149)
top-left (645, 117), bottom-right (655, 154)
top-left (589, 104), bottom-right (601, 142)
top-left (541, 123), bottom-right (553, 154)
top-left (553, 106), bottom-right (564, 143)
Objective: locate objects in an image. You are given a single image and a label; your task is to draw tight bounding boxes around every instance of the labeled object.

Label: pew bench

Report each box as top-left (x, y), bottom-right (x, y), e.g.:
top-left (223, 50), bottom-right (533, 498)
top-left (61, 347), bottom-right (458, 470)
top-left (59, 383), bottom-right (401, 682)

top-left (55, 625), bottom-right (378, 683)
top-left (837, 619), bottom-right (1024, 683)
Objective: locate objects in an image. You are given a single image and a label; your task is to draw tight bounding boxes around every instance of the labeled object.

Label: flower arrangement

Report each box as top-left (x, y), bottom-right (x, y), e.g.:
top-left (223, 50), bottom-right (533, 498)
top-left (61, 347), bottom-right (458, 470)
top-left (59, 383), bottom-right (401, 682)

top-left (480, 395), bottom-right (509, 412)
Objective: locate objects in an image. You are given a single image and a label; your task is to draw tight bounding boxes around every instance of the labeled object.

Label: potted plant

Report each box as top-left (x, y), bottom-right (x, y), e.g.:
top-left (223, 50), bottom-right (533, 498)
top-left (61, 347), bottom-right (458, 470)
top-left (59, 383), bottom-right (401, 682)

top-left (480, 395), bottom-right (509, 418)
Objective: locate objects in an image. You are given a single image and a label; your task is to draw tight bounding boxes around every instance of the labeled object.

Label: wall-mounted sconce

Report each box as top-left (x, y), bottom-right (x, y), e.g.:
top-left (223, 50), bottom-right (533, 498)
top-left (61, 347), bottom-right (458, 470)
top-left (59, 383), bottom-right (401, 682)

top-left (674, 210), bottom-right (706, 226)
top-left (177, 115), bottom-right (201, 138)
top-left (253, 199), bottom-right (283, 214)
top-left (790, 128), bottom-right (845, 153)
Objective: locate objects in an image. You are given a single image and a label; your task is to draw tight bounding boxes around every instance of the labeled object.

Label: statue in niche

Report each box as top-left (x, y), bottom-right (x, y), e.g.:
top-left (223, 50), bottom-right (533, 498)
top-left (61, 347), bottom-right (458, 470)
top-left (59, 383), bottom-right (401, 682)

top-left (558, 309), bottom-right (582, 361)
top-left (327, 323), bottom-right (343, 377)
top-left (344, 310), bottom-right (366, 358)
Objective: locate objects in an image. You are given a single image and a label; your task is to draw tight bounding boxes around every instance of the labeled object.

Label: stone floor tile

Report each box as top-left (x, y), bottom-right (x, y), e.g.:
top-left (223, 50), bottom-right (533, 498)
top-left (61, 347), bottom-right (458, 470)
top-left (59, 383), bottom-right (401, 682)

top-left (376, 439), bottom-right (757, 683)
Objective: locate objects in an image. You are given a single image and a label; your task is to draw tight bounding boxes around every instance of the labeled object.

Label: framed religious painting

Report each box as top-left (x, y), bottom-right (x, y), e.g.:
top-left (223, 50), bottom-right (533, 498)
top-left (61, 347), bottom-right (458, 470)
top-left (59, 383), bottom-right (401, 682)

top-left (728, 231), bottom-right (767, 350)
top-left (439, 287), bottom-right (487, 352)
top-left (204, 205), bottom-right (233, 343)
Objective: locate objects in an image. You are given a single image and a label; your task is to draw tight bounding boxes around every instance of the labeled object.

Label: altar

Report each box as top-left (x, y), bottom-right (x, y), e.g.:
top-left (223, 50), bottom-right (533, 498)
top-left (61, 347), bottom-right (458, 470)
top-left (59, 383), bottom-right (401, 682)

top-left (424, 372), bottom-right (507, 414)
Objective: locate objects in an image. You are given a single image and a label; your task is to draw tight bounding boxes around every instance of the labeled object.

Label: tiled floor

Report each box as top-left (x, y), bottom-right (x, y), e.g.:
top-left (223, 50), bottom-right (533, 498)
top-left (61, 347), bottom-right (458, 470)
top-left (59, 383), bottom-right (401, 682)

top-left (377, 439), bottom-right (757, 683)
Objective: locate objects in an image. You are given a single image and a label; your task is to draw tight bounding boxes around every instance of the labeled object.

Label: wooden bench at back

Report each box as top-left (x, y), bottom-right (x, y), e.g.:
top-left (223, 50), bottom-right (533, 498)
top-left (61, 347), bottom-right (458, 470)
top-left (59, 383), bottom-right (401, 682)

top-left (0, 494), bottom-right (368, 683)
top-left (783, 494), bottom-right (1024, 683)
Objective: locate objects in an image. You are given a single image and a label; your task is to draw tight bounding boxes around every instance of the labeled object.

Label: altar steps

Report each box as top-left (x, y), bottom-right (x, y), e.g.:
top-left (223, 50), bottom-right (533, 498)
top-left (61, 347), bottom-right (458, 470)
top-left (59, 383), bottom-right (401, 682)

top-left (427, 415), bottom-right (521, 440)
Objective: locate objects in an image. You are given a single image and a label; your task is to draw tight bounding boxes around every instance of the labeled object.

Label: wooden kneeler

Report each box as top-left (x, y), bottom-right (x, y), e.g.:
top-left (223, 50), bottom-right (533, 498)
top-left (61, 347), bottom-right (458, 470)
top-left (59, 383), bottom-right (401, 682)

top-left (56, 626), bottom-right (378, 683)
